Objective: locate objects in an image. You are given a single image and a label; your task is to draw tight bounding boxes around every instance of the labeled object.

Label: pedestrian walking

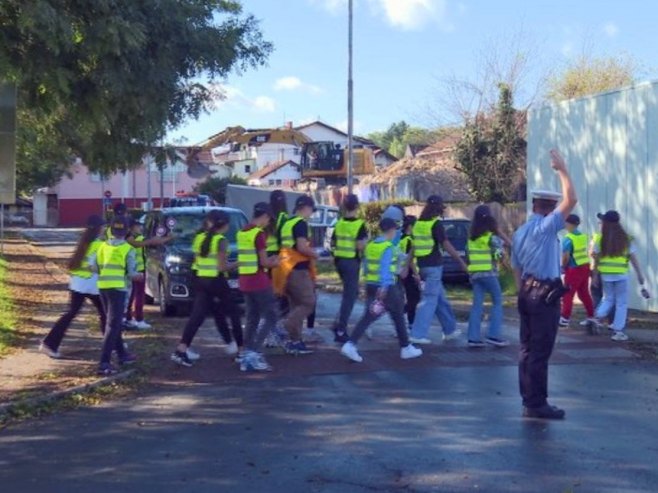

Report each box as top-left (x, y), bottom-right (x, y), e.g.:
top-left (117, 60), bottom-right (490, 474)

top-left (511, 149), bottom-right (577, 420)
top-left (400, 215), bottom-right (421, 326)
top-left (331, 193), bottom-right (368, 343)
top-left (340, 218), bottom-right (423, 363)
top-left (409, 195), bottom-right (468, 345)
top-left (466, 205), bottom-right (510, 348)
top-left (124, 219), bottom-right (172, 330)
top-left (170, 210), bottom-right (243, 367)
top-left (237, 202), bottom-right (281, 371)
top-left (39, 215), bottom-right (108, 359)
top-left (559, 214), bottom-right (596, 328)
top-left (592, 210), bottom-right (650, 341)
top-left (275, 195), bottom-right (318, 355)
top-left (266, 190), bottom-right (289, 257)
top-left (91, 217), bottom-right (140, 375)
top-left (590, 222), bottom-right (615, 324)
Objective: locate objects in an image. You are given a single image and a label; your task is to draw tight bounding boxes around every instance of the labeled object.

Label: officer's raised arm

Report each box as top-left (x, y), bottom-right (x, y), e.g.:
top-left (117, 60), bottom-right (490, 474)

top-left (550, 149), bottom-right (578, 219)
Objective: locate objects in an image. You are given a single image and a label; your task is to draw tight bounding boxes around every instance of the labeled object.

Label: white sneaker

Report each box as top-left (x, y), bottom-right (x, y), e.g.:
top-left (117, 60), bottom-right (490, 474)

top-left (579, 318), bottom-right (596, 327)
top-left (39, 342), bottom-right (61, 359)
top-left (611, 331), bottom-right (629, 342)
top-left (401, 344), bottom-right (423, 360)
top-left (186, 348), bottom-right (201, 361)
top-left (225, 341), bottom-right (239, 356)
top-left (366, 328), bottom-right (374, 340)
top-left (134, 320), bottom-right (152, 330)
top-left (125, 319), bottom-right (138, 328)
top-left (559, 317), bottom-right (570, 327)
top-left (442, 329), bottom-right (462, 341)
top-left (409, 336), bottom-right (432, 345)
top-left (341, 342), bottom-right (363, 363)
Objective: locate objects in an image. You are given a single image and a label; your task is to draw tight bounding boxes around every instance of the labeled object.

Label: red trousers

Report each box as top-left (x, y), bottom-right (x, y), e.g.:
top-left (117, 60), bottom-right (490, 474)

top-left (561, 264), bottom-right (594, 319)
top-left (127, 277), bottom-right (146, 322)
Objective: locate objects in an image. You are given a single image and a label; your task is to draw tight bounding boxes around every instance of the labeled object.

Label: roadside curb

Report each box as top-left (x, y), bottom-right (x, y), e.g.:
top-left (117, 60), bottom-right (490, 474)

top-left (0, 369), bottom-right (136, 420)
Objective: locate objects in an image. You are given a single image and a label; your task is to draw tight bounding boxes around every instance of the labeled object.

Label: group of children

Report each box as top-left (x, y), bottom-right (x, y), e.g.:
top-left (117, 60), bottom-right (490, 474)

top-left (39, 191), bottom-right (649, 375)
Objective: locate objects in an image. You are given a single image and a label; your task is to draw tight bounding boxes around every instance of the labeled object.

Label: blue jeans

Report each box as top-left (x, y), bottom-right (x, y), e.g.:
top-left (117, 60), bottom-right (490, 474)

top-left (410, 266), bottom-right (456, 338)
top-left (467, 276), bottom-right (503, 341)
top-left (595, 278), bottom-right (628, 331)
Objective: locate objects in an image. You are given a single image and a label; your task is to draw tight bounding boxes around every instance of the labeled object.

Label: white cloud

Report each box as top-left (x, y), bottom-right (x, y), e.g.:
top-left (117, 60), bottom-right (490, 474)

top-left (218, 86), bottom-right (276, 113)
top-left (603, 21), bottom-right (619, 38)
top-left (273, 76), bottom-right (322, 95)
top-left (310, 0), bottom-right (451, 31)
top-left (372, 0), bottom-right (448, 31)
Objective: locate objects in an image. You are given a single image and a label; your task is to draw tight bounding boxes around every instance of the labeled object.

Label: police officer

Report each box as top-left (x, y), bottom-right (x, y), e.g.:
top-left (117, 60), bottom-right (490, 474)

top-left (511, 149), bottom-right (577, 420)
top-left (331, 193), bottom-right (368, 343)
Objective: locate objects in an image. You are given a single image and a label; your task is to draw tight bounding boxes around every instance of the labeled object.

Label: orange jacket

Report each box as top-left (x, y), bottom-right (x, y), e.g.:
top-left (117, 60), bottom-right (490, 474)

top-left (272, 247), bottom-right (316, 295)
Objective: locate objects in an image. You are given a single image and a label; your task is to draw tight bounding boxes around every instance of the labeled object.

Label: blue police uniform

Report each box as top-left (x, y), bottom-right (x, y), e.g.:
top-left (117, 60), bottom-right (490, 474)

top-left (511, 192), bottom-right (566, 413)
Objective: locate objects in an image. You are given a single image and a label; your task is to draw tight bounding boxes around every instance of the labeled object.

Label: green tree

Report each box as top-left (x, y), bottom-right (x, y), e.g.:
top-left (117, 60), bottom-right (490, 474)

top-left (193, 175), bottom-right (247, 205)
top-left (546, 54), bottom-right (638, 102)
top-left (368, 121), bottom-right (441, 158)
top-left (454, 84), bottom-right (526, 204)
top-left (367, 121), bottom-right (409, 151)
top-left (0, 0), bottom-right (272, 193)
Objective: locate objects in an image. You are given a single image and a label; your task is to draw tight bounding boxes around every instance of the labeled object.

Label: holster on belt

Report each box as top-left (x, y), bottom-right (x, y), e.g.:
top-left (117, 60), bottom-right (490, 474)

top-left (523, 276), bottom-right (569, 306)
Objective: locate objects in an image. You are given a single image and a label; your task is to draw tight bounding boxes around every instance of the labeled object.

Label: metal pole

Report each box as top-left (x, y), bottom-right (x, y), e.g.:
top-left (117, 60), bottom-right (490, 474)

top-left (146, 155), bottom-right (152, 211)
top-left (1, 203), bottom-right (4, 256)
top-left (347, 0), bottom-right (354, 194)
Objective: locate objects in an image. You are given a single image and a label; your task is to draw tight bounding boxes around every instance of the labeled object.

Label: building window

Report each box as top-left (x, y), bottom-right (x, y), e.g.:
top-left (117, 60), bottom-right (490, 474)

top-left (245, 165), bottom-right (251, 173)
top-left (268, 179), bottom-right (275, 185)
top-left (90, 172), bottom-right (102, 183)
top-left (293, 148), bottom-right (300, 155)
top-left (275, 179), bottom-right (282, 186)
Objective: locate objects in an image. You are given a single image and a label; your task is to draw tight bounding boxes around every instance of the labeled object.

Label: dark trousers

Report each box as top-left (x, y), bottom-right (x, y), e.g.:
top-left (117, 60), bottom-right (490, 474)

top-left (518, 285), bottom-right (560, 409)
top-left (333, 258), bottom-right (361, 332)
top-left (350, 283), bottom-right (410, 347)
top-left (180, 276), bottom-right (243, 347)
top-left (244, 288), bottom-right (278, 352)
top-left (402, 274), bottom-right (421, 325)
top-left (99, 289), bottom-right (128, 365)
top-left (126, 277), bottom-right (146, 321)
top-left (44, 290), bottom-right (106, 351)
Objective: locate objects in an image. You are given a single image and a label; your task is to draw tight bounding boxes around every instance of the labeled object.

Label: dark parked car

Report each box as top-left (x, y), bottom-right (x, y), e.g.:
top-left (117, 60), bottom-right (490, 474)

top-left (442, 218), bottom-right (470, 283)
top-left (143, 206), bottom-right (248, 316)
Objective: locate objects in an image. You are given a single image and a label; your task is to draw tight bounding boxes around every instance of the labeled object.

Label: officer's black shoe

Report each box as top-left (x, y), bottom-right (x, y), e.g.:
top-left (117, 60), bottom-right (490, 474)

top-left (523, 404), bottom-right (566, 420)
top-left (334, 330), bottom-right (350, 343)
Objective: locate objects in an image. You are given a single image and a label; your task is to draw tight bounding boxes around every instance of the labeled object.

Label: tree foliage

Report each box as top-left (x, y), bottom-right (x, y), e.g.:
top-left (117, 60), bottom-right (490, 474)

top-left (454, 84), bottom-right (526, 204)
top-left (193, 175), bottom-right (247, 205)
top-left (0, 0), bottom-right (272, 193)
top-left (546, 54), bottom-right (638, 102)
top-left (368, 121), bottom-right (442, 158)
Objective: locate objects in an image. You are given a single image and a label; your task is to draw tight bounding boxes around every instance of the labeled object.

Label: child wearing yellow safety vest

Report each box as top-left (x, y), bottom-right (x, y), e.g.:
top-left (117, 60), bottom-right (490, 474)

top-left (331, 193), bottom-right (368, 343)
top-left (340, 218), bottom-right (423, 363)
top-left (40, 215), bottom-right (108, 359)
top-left (171, 210), bottom-right (242, 367)
top-left (465, 205), bottom-right (510, 348)
top-left (237, 202), bottom-right (281, 371)
top-left (559, 214), bottom-right (595, 327)
top-left (124, 219), bottom-right (173, 330)
top-left (90, 217), bottom-right (140, 375)
top-left (592, 210), bottom-right (650, 341)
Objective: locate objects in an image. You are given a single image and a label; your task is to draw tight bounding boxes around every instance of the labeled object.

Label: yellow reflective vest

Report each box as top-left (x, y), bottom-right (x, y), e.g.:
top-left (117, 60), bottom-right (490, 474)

top-left (280, 216), bottom-right (308, 249)
top-left (565, 232), bottom-right (589, 267)
top-left (97, 242), bottom-right (132, 290)
top-left (70, 239), bottom-right (103, 279)
top-left (333, 218), bottom-right (365, 259)
top-left (412, 218), bottom-right (439, 258)
top-left (364, 240), bottom-right (397, 284)
top-left (266, 212), bottom-right (288, 253)
top-left (467, 232), bottom-right (494, 273)
top-left (596, 236), bottom-right (630, 275)
top-left (237, 227), bottom-right (262, 275)
top-left (132, 234), bottom-right (146, 272)
top-left (193, 232), bottom-right (224, 278)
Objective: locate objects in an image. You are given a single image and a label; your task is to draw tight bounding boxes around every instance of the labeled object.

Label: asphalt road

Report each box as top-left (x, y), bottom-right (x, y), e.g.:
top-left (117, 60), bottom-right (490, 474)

top-left (3, 228), bottom-right (657, 492)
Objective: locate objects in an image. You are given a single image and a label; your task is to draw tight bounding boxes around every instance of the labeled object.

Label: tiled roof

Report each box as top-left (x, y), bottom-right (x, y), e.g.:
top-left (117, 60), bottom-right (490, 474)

top-left (248, 160), bottom-right (298, 180)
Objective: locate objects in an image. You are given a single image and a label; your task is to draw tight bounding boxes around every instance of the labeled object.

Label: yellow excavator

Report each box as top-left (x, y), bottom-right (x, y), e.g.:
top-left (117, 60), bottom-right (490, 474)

top-left (195, 126), bottom-right (375, 185)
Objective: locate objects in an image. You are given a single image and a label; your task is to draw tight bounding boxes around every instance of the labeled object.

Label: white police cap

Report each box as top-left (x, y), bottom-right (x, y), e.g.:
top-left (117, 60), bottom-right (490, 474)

top-left (531, 189), bottom-right (562, 201)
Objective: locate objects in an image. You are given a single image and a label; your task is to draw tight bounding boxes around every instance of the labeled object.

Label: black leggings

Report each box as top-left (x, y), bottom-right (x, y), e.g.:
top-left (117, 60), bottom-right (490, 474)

top-left (43, 290), bottom-right (107, 351)
top-left (180, 276), bottom-right (243, 347)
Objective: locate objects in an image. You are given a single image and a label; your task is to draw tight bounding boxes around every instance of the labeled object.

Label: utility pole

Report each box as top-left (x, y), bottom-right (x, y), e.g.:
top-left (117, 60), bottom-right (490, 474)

top-left (347, 0), bottom-right (354, 194)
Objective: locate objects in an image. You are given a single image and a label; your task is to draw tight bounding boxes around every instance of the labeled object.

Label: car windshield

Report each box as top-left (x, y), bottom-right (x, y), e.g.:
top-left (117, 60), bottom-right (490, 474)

top-left (165, 211), bottom-right (246, 245)
top-left (443, 221), bottom-right (470, 250)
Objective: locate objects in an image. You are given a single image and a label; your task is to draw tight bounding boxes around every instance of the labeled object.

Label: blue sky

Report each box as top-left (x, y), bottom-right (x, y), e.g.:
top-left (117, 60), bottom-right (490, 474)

top-left (169, 0), bottom-right (657, 145)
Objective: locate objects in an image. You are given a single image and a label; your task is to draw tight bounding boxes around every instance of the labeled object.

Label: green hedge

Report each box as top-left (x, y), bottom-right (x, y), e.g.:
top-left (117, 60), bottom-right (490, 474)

top-left (358, 199), bottom-right (417, 234)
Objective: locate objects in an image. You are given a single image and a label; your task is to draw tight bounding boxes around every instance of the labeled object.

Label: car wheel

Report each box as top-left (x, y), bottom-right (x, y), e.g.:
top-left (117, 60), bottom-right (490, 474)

top-left (159, 279), bottom-right (177, 317)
